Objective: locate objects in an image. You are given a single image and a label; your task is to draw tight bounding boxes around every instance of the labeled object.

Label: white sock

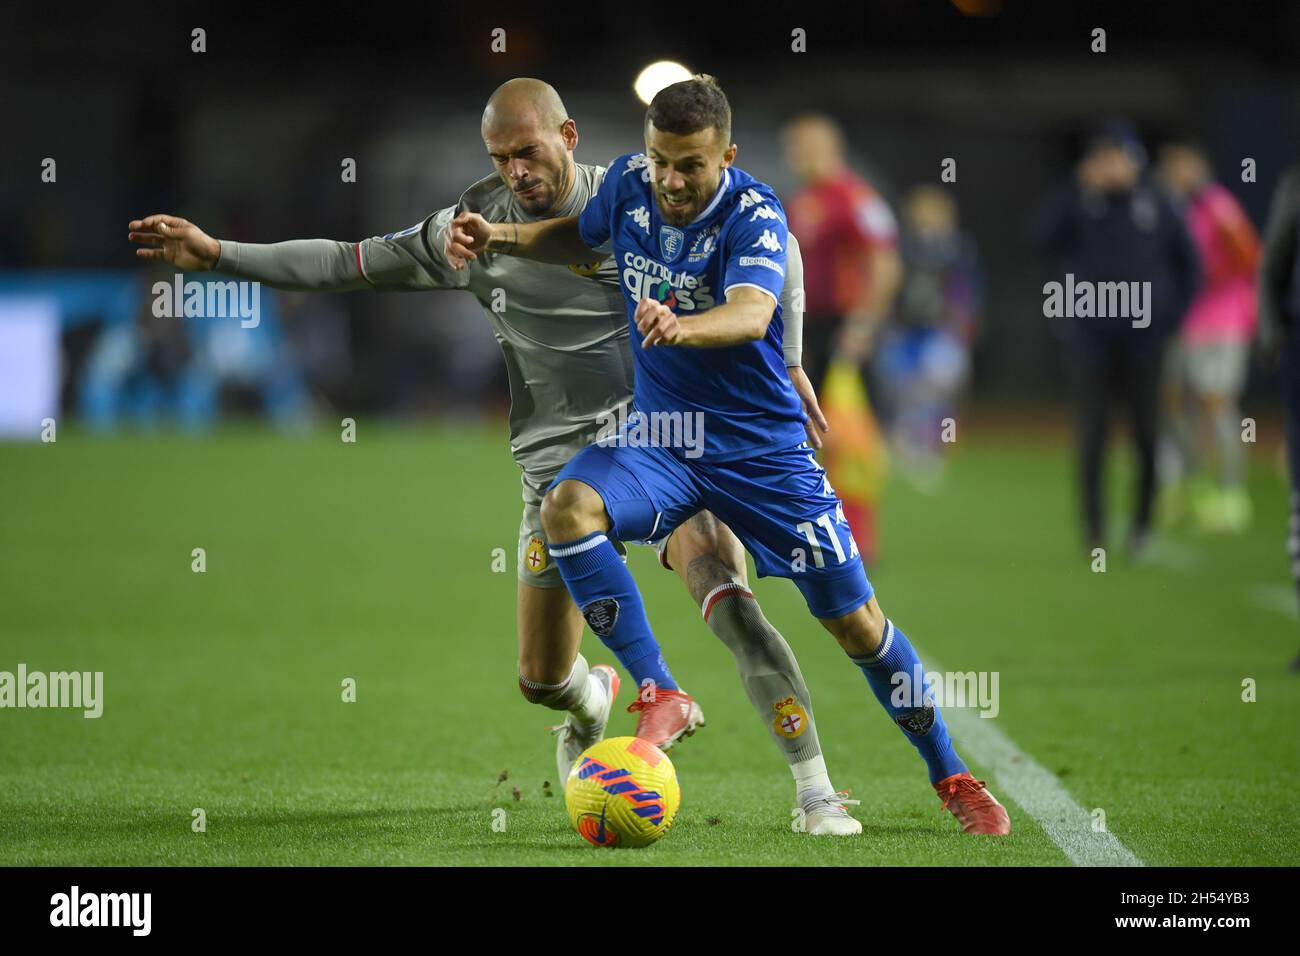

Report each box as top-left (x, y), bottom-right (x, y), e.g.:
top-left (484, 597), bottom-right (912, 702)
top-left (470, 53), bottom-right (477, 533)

top-left (569, 672), bottom-right (606, 725)
top-left (792, 755), bottom-right (835, 805)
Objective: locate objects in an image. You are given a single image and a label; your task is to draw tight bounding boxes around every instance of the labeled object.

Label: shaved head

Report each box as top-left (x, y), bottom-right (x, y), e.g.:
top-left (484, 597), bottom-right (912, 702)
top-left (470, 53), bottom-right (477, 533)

top-left (480, 78), bottom-right (579, 216)
top-left (482, 78), bottom-right (569, 138)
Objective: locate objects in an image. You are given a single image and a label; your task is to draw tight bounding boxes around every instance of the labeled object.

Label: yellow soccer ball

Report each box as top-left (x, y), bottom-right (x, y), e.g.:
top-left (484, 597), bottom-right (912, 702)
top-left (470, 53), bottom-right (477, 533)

top-left (565, 736), bottom-right (680, 848)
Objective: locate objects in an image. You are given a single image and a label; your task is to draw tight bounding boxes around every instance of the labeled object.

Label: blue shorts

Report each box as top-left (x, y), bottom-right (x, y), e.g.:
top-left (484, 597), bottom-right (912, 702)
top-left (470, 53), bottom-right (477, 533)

top-left (554, 441), bottom-right (873, 619)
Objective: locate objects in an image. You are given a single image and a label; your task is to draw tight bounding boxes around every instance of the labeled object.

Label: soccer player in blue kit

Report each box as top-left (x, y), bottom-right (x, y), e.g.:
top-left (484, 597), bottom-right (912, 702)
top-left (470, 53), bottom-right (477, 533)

top-left (448, 76), bottom-right (1010, 834)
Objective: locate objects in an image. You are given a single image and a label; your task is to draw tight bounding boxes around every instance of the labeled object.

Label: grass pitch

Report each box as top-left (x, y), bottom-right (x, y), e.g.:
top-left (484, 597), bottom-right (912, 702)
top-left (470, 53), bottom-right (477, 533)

top-left (1, 421), bottom-right (1296, 866)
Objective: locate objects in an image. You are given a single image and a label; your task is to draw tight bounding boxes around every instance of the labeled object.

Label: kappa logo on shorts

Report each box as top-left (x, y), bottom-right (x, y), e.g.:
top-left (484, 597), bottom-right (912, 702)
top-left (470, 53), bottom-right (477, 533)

top-left (581, 598), bottom-right (620, 637)
top-left (772, 695), bottom-right (808, 739)
top-left (895, 703), bottom-right (936, 737)
top-left (524, 535), bottom-right (548, 573)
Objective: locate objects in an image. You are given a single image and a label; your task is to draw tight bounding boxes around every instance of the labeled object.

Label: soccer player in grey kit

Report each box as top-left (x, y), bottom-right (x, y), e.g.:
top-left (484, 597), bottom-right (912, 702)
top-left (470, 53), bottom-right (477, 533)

top-left (129, 78), bottom-right (863, 834)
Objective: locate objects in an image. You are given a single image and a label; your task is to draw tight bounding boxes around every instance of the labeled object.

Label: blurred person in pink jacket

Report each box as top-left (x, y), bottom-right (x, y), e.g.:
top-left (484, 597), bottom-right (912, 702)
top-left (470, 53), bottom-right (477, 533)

top-left (1157, 143), bottom-right (1260, 532)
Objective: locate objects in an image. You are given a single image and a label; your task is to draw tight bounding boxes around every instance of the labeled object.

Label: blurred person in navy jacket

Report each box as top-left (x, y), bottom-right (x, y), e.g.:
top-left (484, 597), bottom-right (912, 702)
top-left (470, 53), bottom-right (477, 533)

top-left (1036, 119), bottom-right (1200, 558)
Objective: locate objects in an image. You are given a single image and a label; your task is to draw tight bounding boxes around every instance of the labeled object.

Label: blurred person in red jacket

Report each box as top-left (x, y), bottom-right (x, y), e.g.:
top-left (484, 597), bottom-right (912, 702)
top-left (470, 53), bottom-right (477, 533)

top-left (782, 114), bottom-right (902, 564)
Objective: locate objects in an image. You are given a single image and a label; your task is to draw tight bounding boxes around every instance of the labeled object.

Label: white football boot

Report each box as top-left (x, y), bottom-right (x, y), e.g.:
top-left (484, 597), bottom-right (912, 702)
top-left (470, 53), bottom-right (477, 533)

top-left (551, 664), bottom-right (620, 783)
top-left (800, 790), bottom-right (863, 836)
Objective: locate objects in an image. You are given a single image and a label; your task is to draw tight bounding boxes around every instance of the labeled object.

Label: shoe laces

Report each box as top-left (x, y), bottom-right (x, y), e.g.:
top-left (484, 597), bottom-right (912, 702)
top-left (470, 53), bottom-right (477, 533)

top-left (626, 689), bottom-right (681, 713)
top-left (937, 775), bottom-right (988, 811)
top-left (803, 789), bottom-right (861, 814)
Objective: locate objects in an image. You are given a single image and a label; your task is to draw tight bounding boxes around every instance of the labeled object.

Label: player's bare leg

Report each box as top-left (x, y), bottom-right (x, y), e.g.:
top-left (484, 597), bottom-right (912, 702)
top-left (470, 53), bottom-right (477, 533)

top-left (665, 511), bottom-right (860, 835)
top-left (516, 579), bottom-right (619, 782)
top-left (540, 478), bottom-right (703, 751)
top-left (820, 598), bottom-right (1011, 835)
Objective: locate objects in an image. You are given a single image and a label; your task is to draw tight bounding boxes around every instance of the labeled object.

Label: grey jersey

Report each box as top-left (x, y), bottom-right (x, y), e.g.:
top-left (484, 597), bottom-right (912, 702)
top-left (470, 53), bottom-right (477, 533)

top-left (217, 162), bottom-right (805, 495)
top-left (361, 164), bottom-right (632, 486)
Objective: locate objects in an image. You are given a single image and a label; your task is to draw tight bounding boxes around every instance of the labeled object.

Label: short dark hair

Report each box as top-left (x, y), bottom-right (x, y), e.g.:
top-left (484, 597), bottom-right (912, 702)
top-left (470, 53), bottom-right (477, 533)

top-left (646, 74), bottom-right (731, 143)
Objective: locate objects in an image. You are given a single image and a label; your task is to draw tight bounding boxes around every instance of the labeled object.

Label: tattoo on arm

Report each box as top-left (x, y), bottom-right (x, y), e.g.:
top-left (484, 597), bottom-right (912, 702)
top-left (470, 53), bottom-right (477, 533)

top-left (498, 224), bottom-right (518, 255)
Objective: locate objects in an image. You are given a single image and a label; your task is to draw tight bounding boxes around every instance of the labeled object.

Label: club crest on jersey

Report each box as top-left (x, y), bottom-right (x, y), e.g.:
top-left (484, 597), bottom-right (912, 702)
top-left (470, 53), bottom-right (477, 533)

top-left (659, 225), bottom-right (686, 263)
top-left (772, 695), bottom-right (809, 739)
top-left (524, 535), bottom-right (548, 573)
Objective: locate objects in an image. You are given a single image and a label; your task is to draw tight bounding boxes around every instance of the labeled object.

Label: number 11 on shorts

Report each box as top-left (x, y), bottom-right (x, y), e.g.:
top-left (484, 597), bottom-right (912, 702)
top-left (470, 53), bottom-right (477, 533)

top-left (795, 508), bottom-right (859, 569)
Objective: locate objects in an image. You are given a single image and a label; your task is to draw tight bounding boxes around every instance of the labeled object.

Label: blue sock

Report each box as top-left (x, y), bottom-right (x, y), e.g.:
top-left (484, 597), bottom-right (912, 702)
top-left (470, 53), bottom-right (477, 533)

top-left (848, 619), bottom-right (967, 784)
top-left (549, 531), bottom-right (678, 692)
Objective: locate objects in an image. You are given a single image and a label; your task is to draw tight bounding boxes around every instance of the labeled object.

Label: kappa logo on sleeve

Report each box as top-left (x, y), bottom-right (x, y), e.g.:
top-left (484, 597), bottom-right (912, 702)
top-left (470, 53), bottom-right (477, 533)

top-left (627, 206), bottom-right (651, 233)
top-left (622, 155), bottom-right (651, 181)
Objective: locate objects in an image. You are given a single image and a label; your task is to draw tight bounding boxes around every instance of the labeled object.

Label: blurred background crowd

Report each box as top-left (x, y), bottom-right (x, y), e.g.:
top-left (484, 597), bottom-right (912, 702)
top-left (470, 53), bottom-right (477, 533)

top-left (2, 0), bottom-right (1299, 560)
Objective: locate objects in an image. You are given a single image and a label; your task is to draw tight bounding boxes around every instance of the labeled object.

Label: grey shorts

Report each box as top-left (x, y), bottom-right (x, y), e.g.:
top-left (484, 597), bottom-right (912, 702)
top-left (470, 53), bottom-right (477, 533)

top-left (1186, 340), bottom-right (1250, 397)
top-left (516, 472), bottom-right (655, 588)
top-left (1171, 339), bottom-right (1251, 397)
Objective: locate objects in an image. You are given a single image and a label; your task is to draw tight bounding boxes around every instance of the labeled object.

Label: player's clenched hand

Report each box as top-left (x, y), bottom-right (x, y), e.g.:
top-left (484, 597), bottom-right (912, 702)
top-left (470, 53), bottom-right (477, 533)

top-left (787, 364), bottom-right (829, 450)
top-left (127, 215), bottom-right (220, 271)
top-left (446, 212), bottom-right (492, 269)
top-left (635, 298), bottom-right (682, 348)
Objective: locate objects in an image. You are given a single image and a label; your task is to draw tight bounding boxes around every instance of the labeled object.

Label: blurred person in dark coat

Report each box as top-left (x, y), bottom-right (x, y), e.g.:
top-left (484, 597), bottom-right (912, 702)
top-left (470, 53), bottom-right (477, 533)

top-left (1256, 162), bottom-right (1300, 668)
top-left (1036, 120), bottom-right (1200, 557)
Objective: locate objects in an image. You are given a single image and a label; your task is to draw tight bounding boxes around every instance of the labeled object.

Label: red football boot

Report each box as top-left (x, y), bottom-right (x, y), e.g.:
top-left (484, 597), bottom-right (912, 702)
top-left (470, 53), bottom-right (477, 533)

top-left (935, 772), bottom-right (1012, 835)
top-left (626, 688), bottom-right (705, 751)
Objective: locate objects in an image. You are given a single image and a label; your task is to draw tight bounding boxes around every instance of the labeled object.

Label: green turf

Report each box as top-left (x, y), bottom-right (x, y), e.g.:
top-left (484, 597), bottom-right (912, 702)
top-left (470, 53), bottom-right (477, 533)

top-left (1, 422), bottom-right (1297, 865)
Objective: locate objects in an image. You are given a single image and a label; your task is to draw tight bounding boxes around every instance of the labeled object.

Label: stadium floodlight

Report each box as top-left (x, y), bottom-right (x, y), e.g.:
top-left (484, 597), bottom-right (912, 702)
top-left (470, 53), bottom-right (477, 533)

top-left (633, 61), bottom-right (693, 105)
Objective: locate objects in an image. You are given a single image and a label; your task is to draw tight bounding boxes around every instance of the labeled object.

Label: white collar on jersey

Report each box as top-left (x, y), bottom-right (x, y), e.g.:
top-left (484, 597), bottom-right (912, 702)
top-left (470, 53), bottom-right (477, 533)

top-left (688, 168), bottom-right (731, 226)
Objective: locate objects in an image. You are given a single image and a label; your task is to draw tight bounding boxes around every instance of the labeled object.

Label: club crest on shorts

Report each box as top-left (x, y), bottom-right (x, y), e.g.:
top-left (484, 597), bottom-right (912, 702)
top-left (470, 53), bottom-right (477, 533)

top-left (772, 695), bottom-right (808, 739)
top-left (524, 535), bottom-right (548, 573)
top-left (581, 598), bottom-right (620, 637)
top-left (659, 225), bottom-right (685, 263)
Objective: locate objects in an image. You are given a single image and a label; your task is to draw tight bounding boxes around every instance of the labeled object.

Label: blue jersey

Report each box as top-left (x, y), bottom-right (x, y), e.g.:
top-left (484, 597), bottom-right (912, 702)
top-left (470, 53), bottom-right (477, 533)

top-left (578, 153), bottom-right (807, 461)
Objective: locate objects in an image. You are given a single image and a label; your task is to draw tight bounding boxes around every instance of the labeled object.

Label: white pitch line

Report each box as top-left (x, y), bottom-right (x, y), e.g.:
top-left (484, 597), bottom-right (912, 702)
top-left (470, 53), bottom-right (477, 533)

top-left (1251, 583), bottom-right (1298, 619)
top-left (928, 656), bottom-right (1144, 867)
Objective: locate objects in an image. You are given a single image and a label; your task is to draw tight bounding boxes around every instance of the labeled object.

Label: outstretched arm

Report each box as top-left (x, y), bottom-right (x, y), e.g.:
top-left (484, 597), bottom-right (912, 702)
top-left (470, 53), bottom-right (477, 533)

top-left (445, 212), bottom-right (600, 267)
top-left (129, 214), bottom-right (370, 292)
top-left (128, 212), bottom-right (468, 293)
